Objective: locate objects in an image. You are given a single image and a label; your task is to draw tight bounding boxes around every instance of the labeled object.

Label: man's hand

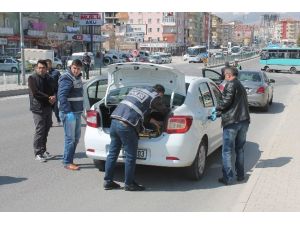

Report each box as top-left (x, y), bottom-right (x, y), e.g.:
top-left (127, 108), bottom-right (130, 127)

top-left (149, 118), bottom-right (161, 130)
top-left (49, 96), bottom-right (56, 105)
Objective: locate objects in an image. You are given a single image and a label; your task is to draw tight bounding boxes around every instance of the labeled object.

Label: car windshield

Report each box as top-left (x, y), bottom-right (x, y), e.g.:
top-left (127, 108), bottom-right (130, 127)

top-left (238, 72), bottom-right (262, 82)
top-left (106, 85), bottom-right (185, 107)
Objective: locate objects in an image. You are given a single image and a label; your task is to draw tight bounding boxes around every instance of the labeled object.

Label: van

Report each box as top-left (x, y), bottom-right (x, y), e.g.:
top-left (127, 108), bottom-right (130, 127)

top-left (67, 52), bottom-right (95, 69)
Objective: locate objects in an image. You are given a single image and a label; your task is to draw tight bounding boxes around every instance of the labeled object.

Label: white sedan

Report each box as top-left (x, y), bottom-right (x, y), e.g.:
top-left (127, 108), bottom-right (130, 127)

top-left (84, 63), bottom-right (223, 180)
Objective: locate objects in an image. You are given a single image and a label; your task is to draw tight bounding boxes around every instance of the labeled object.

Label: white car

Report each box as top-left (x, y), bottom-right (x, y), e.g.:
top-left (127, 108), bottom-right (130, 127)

top-left (53, 57), bottom-right (63, 69)
top-left (84, 63), bottom-right (223, 180)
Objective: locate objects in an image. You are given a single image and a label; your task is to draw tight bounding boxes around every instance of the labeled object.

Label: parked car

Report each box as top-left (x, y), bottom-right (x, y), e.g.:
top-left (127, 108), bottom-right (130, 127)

top-left (0, 57), bottom-right (32, 72)
top-left (148, 54), bottom-right (163, 64)
top-left (202, 68), bottom-right (275, 112)
top-left (52, 57), bottom-right (63, 69)
top-left (83, 63), bottom-right (223, 180)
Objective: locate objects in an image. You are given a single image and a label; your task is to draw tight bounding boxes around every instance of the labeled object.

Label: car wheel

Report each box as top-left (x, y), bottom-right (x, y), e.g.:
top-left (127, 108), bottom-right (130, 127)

top-left (103, 57), bottom-right (112, 66)
top-left (11, 67), bottom-right (18, 73)
top-left (56, 64), bottom-right (62, 69)
top-left (269, 95), bottom-right (273, 105)
top-left (93, 159), bottom-right (105, 172)
top-left (186, 140), bottom-right (207, 180)
top-left (290, 67), bottom-right (297, 74)
top-left (261, 101), bottom-right (269, 112)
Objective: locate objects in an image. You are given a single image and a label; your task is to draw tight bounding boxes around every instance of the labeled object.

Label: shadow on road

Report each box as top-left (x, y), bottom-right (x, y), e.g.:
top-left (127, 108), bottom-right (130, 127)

top-left (255, 157), bottom-right (292, 168)
top-left (250, 102), bottom-right (285, 114)
top-left (0, 176), bottom-right (27, 185)
top-left (103, 141), bottom-right (262, 192)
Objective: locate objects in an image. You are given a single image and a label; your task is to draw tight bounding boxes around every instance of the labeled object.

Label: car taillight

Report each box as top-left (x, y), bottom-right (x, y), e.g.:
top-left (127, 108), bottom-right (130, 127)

top-left (166, 116), bottom-right (193, 134)
top-left (86, 110), bottom-right (100, 128)
top-left (256, 86), bottom-right (265, 94)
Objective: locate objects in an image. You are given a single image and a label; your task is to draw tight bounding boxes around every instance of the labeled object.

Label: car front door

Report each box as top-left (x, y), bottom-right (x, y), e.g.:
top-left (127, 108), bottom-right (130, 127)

top-left (202, 68), bottom-right (224, 85)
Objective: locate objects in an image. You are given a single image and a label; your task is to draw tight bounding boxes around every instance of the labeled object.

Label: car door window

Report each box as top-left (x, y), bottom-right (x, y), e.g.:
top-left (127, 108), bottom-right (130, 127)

top-left (87, 79), bottom-right (108, 106)
top-left (209, 82), bottom-right (222, 106)
top-left (199, 82), bottom-right (214, 108)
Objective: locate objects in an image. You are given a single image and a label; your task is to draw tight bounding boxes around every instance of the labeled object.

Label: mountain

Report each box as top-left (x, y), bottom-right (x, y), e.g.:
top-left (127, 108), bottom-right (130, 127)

top-left (214, 12), bottom-right (300, 24)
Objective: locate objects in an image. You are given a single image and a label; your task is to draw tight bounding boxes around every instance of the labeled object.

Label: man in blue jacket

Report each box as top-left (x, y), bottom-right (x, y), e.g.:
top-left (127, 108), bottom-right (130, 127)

top-left (58, 59), bottom-right (83, 171)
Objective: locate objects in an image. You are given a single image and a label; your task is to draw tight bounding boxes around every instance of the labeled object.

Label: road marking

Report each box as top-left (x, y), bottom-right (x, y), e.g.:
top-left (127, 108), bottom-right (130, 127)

top-left (0, 95), bottom-right (27, 101)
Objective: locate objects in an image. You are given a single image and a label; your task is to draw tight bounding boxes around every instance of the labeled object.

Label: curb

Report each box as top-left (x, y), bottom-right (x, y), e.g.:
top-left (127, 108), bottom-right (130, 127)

top-left (0, 88), bottom-right (29, 98)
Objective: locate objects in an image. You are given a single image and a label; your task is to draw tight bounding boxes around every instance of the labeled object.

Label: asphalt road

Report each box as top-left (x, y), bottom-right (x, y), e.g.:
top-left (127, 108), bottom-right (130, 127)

top-left (1, 58), bottom-right (300, 211)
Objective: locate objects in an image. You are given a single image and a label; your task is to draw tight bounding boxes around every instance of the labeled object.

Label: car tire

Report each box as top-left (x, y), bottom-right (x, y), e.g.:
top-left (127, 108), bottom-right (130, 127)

top-left (290, 67), bottom-right (297, 74)
top-left (93, 159), bottom-right (105, 172)
top-left (186, 140), bottom-right (207, 180)
top-left (261, 101), bottom-right (269, 112)
top-left (269, 95), bottom-right (273, 105)
top-left (56, 64), bottom-right (62, 69)
top-left (264, 66), bottom-right (270, 72)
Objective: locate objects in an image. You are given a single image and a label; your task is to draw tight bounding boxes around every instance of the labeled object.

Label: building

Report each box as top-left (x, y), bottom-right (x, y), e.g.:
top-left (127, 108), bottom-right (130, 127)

top-left (211, 14), bottom-right (223, 47)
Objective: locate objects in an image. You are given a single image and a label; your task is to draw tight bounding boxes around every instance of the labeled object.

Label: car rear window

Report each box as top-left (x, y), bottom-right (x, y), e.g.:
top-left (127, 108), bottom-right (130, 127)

top-left (238, 72), bottom-right (262, 82)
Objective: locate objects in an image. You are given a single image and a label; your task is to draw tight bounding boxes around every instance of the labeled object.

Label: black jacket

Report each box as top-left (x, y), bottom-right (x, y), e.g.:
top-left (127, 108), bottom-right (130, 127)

top-left (216, 78), bottom-right (250, 127)
top-left (28, 73), bottom-right (55, 113)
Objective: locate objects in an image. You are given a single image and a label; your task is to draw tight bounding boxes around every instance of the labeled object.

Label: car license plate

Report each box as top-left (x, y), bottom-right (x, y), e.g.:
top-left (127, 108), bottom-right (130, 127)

top-left (120, 149), bottom-right (147, 160)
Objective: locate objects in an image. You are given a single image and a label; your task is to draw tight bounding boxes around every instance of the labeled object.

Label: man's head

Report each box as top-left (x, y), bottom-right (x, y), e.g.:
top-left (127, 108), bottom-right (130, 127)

top-left (45, 59), bottom-right (52, 70)
top-left (36, 60), bottom-right (48, 76)
top-left (70, 59), bottom-right (83, 76)
top-left (224, 66), bottom-right (238, 81)
top-left (153, 84), bottom-right (165, 97)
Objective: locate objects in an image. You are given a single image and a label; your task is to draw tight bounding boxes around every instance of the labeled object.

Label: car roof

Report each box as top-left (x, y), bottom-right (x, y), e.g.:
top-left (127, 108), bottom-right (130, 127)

top-left (185, 75), bottom-right (208, 83)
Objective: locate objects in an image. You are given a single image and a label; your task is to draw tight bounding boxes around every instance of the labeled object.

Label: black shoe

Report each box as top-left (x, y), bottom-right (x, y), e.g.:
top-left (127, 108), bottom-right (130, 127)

top-left (124, 181), bottom-right (146, 191)
top-left (237, 176), bottom-right (245, 182)
top-left (218, 177), bottom-right (231, 185)
top-left (103, 181), bottom-right (121, 190)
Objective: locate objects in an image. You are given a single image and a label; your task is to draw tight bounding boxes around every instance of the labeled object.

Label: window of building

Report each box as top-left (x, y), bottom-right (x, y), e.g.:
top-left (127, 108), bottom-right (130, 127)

top-left (138, 19), bottom-right (142, 24)
top-left (148, 28), bottom-right (152, 33)
top-left (157, 37), bottom-right (160, 41)
top-left (157, 18), bottom-right (160, 23)
top-left (148, 18), bottom-right (152, 24)
top-left (157, 28), bottom-right (160, 32)
top-left (130, 19), bottom-right (133, 24)
top-left (148, 37), bottom-right (152, 41)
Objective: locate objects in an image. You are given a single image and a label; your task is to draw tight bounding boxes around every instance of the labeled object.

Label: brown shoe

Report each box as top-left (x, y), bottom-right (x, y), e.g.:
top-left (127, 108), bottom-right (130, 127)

top-left (64, 164), bottom-right (80, 171)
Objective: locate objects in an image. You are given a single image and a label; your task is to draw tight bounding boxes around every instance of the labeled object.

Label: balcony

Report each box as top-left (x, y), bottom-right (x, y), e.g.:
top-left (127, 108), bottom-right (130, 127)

top-left (162, 17), bottom-right (176, 26)
top-left (0, 27), bottom-right (14, 35)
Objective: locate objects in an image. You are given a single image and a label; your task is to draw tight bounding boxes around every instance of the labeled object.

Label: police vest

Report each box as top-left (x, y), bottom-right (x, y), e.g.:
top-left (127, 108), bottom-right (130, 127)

top-left (64, 73), bottom-right (83, 113)
top-left (111, 87), bottom-right (159, 127)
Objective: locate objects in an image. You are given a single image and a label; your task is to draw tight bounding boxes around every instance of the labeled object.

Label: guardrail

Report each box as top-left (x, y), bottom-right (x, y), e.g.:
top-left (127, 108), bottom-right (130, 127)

top-left (207, 51), bottom-right (259, 68)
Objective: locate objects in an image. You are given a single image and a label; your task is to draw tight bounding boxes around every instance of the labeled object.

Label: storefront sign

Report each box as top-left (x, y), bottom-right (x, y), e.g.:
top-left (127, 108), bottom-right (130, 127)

top-left (79, 13), bottom-right (103, 26)
top-left (0, 38), bottom-right (7, 45)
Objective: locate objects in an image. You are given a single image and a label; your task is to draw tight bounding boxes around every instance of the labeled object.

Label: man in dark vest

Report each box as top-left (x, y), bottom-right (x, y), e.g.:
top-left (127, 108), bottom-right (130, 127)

top-left (104, 84), bottom-right (169, 191)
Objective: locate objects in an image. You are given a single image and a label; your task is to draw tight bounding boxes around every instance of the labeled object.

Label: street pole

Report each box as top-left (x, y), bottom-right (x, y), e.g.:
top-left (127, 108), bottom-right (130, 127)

top-left (99, 25), bottom-right (102, 76)
top-left (19, 12), bottom-right (26, 85)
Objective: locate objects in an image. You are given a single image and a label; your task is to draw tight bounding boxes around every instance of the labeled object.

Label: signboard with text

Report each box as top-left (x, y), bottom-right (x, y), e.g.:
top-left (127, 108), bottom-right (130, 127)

top-left (79, 13), bottom-right (103, 26)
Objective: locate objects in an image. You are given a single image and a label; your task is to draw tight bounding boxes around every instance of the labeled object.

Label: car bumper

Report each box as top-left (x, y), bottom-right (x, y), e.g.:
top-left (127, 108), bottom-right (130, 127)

top-left (247, 93), bottom-right (267, 107)
top-left (84, 126), bottom-right (200, 168)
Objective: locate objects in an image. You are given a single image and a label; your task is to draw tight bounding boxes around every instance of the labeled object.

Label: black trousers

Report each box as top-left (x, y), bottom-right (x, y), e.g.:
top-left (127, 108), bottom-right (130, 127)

top-left (32, 108), bottom-right (52, 156)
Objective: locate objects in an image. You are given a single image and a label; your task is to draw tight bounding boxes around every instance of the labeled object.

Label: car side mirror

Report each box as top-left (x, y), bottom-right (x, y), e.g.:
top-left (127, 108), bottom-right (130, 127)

top-left (269, 79), bottom-right (275, 83)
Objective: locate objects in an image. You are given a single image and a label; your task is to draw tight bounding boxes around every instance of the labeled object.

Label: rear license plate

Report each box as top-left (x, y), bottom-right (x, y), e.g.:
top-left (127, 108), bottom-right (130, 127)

top-left (120, 149), bottom-right (147, 160)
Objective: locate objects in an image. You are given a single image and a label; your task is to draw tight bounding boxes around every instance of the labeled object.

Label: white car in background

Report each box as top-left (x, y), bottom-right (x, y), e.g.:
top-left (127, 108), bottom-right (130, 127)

top-left (83, 63), bottom-right (223, 180)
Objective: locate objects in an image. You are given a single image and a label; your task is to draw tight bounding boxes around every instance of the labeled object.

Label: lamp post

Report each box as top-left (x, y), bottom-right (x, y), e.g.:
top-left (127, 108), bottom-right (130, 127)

top-left (19, 12), bottom-right (26, 85)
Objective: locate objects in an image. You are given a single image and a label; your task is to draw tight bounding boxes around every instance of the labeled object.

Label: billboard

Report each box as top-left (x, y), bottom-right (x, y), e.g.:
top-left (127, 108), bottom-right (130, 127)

top-left (79, 13), bottom-right (104, 26)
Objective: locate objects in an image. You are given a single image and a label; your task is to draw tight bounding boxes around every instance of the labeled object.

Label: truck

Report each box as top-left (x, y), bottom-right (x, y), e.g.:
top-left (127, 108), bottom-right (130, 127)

top-left (22, 48), bottom-right (54, 67)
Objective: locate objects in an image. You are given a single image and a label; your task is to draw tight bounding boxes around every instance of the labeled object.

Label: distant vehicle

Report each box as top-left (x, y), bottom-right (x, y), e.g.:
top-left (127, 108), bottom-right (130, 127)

top-left (203, 68), bottom-right (275, 112)
top-left (83, 62), bottom-right (223, 180)
top-left (148, 54), bottom-right (163, 64)
top-left (260, 47), bottom-right (300, 74)
top-left (187, 45), bottom-right (208, 63)
top-left (0, 57), bottom-right (32, 73)
top-left (155, 52), bottom-right (172, 63)
top-left (52, 57), bottom-right (63, 69)
top-left (67, 52), bottom-right (95, 69)
top-left (231, 46), bottom-right (242, 56)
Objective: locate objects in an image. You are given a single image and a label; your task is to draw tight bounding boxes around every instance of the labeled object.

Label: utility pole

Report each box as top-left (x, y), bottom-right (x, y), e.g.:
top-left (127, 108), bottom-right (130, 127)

top-left (99, 24), bottom-right (102, 76)
top-left (19, 12), bottom-right (26, 85)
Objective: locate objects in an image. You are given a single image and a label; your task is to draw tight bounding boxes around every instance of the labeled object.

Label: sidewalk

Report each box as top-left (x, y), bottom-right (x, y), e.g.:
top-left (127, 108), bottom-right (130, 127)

top-left (233, 84), bottom-right (300, 211)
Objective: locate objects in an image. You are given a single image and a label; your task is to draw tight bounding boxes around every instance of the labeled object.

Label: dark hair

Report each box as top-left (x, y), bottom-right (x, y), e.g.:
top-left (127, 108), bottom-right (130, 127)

top-left (37, 60), bottom-right (47, 68)
top-left (71, 59), bottom-right (83, 67)
top-left (224, 66), bottom-right (239, 77)
top-left (225, 61), bottom-right (230, 67)
top-left (45, 59), bottom-right (52, 64)
top-left (153, 84), bottom-right (165, 94)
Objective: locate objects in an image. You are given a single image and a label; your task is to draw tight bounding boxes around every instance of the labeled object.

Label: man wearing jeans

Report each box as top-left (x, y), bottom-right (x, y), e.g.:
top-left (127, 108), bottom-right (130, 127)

top-left (216, 66), bottom-right (250, 185)
top-left (58, 59), bottom-right (83, 171)
top-left (104, 85), bottom-right (169, 191)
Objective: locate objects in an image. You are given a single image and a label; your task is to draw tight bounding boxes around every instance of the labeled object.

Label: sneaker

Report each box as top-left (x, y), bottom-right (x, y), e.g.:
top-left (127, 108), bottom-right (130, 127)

top-left (35, 154), bottom-right (47, 162)
top-left (218, 177), bottom-right (232, 185)
top-left (124, 181), bottom-right (146, 191)
top-left (103, 181), bottom-right (121, 190)
top-left (43, 152), bottom-right (55, 160)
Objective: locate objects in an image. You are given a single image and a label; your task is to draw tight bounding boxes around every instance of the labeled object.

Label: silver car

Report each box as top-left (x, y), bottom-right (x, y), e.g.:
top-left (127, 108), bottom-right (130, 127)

top-left (202, 69), bottom-right (275, 112)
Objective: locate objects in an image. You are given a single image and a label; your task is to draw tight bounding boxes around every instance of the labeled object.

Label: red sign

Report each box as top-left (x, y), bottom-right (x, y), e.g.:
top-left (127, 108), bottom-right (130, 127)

top-left (72, 35), bottom-right (83, 41)
top-left (132, 49), bottom-right (139, 57)
top-left (80, 13), bottom-right (101, 20)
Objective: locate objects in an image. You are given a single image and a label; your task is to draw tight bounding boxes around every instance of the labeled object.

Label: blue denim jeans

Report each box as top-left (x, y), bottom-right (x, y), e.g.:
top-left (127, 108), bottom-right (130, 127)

top-left (222, 120), bottom-right (249, 183)
top-left (104, 119), bottom-right (139, 185)
top-left (59, 112), bottom-right (82, 165)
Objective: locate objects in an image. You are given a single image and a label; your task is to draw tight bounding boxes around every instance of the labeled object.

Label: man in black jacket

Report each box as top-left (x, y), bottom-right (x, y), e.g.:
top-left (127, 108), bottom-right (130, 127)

top-left (216, 66), bottom-right (250, 185)
top-left (28, 60), bottom-right (56, 162)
